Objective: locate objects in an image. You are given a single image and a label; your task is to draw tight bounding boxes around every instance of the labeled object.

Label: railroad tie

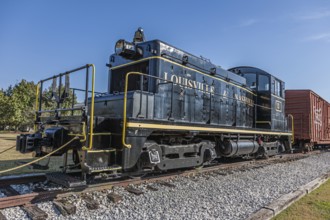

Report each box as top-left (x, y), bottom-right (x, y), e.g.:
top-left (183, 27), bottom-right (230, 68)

top-left (32, 187), bottom-right (47, 192)
top-left (146, 185), bottom-right (159, 191)
top-left (82, 195), bottom-right (99, 210)
top-left (22, 205), bottom-right (48, 220)
top-left (125, 187), bottom-right (144, 195)
top-left (107, 193), bottom-right (123, 203)
top-left (159, 182), bottom-right (176, 188)
top-left (0, 211), bottom-right (7, 220)
top-left (190, 178), bottom-right (200, 182)
top-left (214, 171), bottom-right (227, 176)
top-left (1, 186), bottom-right (20, 196)
top-left (60, 200), bottom-right (76, 215)
top-left (53, 201), bottom-right (68, 217)
top-left (53, 200), bottom-right (76, 216)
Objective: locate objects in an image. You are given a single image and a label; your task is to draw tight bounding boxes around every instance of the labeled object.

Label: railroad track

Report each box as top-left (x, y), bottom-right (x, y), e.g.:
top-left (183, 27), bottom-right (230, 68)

top-left (0, 150), bottom-right (324, 219)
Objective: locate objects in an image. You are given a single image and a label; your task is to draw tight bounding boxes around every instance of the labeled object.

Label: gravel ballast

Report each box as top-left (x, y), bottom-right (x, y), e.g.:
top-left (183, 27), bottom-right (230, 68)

top-left (2, 152), bottom-right (330, 220)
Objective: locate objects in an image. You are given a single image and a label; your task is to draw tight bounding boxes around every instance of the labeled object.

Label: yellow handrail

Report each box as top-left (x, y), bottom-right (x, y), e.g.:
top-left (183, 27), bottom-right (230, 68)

top-left (34, 82), bottom-right (40, 131)
top-left (88, 64), bottom-right (96, 150)
top-left (33, 65), bottom-right (95, 150)
top-left (288, 114), bottom-right (294, 144)
top-left (121, 71), bottom-right (255, 148)
top-left (121, 71), bottom-right (287, 148)
top-left (122, 71), bottom-right (148, 148)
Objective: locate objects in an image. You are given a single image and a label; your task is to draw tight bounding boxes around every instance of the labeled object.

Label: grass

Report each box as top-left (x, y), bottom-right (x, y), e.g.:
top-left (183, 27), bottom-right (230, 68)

top-left (0, 132), bottom-right (32, 160)
top-left (273, 179), bottom-right (330, 220)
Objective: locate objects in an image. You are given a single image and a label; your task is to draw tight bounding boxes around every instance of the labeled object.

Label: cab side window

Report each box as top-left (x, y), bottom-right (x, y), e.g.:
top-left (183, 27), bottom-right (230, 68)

top-left (272, 79), bottom-right (282, 97)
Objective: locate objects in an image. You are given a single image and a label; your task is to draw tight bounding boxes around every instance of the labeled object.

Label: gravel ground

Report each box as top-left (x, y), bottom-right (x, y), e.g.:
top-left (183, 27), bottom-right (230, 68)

top-left (2, 152), bottom-right (330, 220)
top-left (1, 207), bottom-right (28, 219)
top-left (10, 184), bottom-right (33, 194)
top-left (32, 181), bottom-right (64, 191)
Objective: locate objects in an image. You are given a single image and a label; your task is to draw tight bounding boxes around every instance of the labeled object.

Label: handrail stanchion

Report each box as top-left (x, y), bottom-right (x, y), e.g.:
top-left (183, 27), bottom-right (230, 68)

top-left (170, 82), bottom-right (174, 120)
top-left (71, 89), bottom-right (75, 116)
top-left (122, 72), bottom-right (140, 148)
top-left (288, 114), bottom-right (294, 144)
top-left (34, 83), bottom-right (40, 131)
top-left (138, 74), bottom-right (143, 117)
top-left (88, 64), bottom-right (96, 150)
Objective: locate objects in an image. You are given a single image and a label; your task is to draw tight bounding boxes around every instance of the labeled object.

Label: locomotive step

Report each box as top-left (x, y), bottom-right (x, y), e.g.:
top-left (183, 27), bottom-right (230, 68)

top-left (87, 148), bottom-right (117, 153)
top-left (89, 165), bottom-right (122, 173)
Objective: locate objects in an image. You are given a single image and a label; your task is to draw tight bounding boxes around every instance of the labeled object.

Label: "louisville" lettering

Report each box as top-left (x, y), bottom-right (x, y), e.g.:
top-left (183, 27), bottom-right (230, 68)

top-left (161, 72), bottom-right (254, 106)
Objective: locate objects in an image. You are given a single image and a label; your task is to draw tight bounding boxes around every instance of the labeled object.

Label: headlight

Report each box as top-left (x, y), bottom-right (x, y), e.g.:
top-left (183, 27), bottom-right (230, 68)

top-left (115, 40), bottom-right (136, 58)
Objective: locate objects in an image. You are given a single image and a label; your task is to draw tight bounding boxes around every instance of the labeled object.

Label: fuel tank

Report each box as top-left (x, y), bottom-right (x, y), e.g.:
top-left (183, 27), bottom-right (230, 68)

top-left (219, 140), bottom-right (259, 157)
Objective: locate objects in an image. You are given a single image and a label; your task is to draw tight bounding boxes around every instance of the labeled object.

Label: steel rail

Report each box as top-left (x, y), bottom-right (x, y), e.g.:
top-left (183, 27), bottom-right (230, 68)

top-left (0, 174), bottom-right (46, 188)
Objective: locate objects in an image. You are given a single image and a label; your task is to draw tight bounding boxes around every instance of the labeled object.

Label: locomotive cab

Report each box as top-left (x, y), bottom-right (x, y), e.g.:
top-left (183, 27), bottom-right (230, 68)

top-left (228, 66), bottom-right (286, 131)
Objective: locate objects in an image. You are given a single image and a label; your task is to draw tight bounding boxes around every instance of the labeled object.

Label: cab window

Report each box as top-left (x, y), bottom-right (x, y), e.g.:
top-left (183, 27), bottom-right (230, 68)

top-left (110, 61), bottom-right (149, 93)
top-left (258, 75), bottom-right (269, 91)
top-left (242, 73), bottom-right (256, 89)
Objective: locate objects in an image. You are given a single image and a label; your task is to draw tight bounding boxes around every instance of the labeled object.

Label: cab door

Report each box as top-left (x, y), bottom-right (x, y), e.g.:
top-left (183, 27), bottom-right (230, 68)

top-left (256, 74), bottom-right (271, 129)
top-left (271, 77), bottom-right (285, 131)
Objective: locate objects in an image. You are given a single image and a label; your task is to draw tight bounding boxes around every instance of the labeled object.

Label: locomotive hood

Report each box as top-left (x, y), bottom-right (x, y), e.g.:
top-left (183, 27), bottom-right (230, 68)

top-left (108, 30), bottom-right (247, 87)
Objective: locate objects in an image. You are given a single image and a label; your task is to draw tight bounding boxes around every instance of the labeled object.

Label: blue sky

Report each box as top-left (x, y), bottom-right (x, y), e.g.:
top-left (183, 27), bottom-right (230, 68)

top-left (1, 0), bottom-right (330, 101)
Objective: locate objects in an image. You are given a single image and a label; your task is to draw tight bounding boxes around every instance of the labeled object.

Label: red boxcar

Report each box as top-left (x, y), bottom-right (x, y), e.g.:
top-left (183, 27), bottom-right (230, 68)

top-left (285, 90), bottom-right (330, 149)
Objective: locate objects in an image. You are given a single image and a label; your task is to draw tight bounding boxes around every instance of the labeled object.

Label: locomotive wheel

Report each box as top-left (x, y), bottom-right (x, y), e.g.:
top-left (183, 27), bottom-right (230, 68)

top-left (262, 153), bottom-right (269, 159)
top-left (128, 142), bottom-right (159, 178)
top-left (128, 159), bottom-right (148, 179)
top-left (128, 173), bottom-right (147, 179)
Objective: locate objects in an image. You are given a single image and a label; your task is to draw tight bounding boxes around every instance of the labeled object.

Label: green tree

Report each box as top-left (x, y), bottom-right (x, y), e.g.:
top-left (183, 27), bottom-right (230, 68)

top-left (0, 90), bottom-right (10, 129)
top-left (0, 88), bottom-right (18, 129)
top-left (0, 79), bottom-right (79, 131)
top-left (10, 80), bottom-right (37, 130)
top-left (0, 80), bottom-right (37, 130)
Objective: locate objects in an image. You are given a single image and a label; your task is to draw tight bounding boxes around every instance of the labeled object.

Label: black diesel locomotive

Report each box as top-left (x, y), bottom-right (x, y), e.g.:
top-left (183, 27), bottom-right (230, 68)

top-left (16, 29), bottom-right (292, 177)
